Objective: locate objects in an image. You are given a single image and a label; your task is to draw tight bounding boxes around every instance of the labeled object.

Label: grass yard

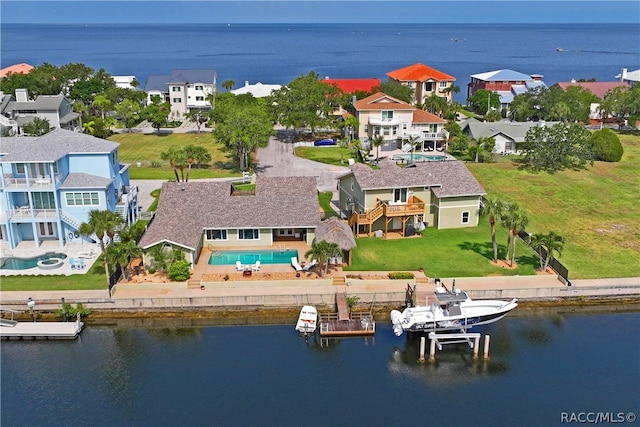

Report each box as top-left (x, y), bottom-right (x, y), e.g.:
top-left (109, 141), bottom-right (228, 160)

top-left (466, 133), bottom-right (640, 279)
top-left (109, 133), bottom-right (240, 179)
top-left (0, 256), bottom-right (110, 291)
top-left (318, 191), bottom-right (339, 218)
top-left (295, 146), bottom-right (356, 166)
top-left (346, 220), bottom-right (537, 277)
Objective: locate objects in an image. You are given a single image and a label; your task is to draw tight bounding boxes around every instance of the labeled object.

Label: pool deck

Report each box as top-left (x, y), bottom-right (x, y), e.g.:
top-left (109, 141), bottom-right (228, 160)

top-left (1, 240), bottom-right (101, 276)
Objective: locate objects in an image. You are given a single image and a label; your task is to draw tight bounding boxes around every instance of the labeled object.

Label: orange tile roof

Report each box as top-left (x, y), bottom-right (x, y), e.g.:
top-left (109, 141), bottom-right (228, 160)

top-left (0, 63), bottom-right (35, 78)
top-left (412, 109), bottom-right (446, 124)
top-left (320, 78), bottom-right (381, 93)
top-left (554, 81), bottom-right (629, 99)
top-left (387, 63), bottom-right (455, 82)
top-left (354, 92), bottom-right (414, 111)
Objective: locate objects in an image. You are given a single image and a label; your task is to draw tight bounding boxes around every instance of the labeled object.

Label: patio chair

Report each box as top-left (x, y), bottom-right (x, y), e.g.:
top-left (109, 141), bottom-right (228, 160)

top-left (235, 261), bottom-right (245, 271)
top-left (78, 248), bottom-right (96, 259)
top-left (69, 257), bottom-right (77, 269)
top-left (291, 257), bottom-right (303, 272)
top-left (252, 260), bottom-right (261, 272)
top-left (77, 257), bottom-right (85, 269)
top-left (302, 259), bottom-right (317, 271)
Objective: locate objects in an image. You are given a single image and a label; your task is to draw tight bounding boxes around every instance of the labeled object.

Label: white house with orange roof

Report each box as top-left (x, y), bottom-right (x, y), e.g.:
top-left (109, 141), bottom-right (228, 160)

top-left (354, 92), bottom-right (447, 152)
top-left (0, 63), bottom-right (34, 79)
top-left (386, 63), bottom-right (456, 105)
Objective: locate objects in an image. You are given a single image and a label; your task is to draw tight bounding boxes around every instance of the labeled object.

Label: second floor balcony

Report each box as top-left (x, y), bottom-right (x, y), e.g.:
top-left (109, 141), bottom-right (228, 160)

top-left (2, 174), bottom-right (62, 191)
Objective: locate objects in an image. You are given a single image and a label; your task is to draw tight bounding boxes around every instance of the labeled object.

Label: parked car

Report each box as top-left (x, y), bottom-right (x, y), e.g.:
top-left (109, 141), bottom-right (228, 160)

top-left (313, 138), bottom-right (337, 146)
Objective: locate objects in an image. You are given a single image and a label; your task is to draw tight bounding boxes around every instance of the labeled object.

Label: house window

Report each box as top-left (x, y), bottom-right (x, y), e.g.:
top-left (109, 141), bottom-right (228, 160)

top-left (206, 229), bottom-right (227, 240)
top-left (52, 161), bottom-right (58, 174)
top-left (172, 98), bottom-right (182, 103)
top-left (429, 124), bottom-right (438, 133)
top-left (32, 192), bottom-right (56, 209)
top-left (392, 126), bottom-right (398, 135)
top-left (424, 82), bottom-right (433, 92)
top-left (383, 127), bottom-right (390, 136)
top-left (195, 96), bottom-right (204, 101)
top-left (461, 211), bottom-right (470, 224)
top-left (172, 86), bottom-right (181, 92)
top-left (439, 81), bottom-right (448, 88)
top-left (350, 178), bottom-right (354, 191)
top-left (374, 126), bottom-right (380, 136)
top-left (238, 229), bottom-right (259, 240)
top-left (382, 111), bottom-right (393, 121)
top-left (393, 188), bottom-right (407, 203)
top-left (65, 192), bottom-right (99, 206)
top-left (16, 163), bottom-right (25, 174)
top-left (195, 85), bottom-right (204, 90)
top-left (364, 124), bottom-right (369, 133)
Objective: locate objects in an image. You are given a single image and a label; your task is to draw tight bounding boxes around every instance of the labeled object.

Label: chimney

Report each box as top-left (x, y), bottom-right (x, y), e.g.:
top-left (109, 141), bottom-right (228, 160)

top-left (15, 88), bottom-right (29, 102)
top-left (245, 81), bottom-right (249, 87)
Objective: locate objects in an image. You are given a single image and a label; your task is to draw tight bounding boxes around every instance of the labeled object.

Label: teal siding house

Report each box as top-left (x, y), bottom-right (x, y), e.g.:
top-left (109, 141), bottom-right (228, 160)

top-left (0, 129), bottom-right (139, 249)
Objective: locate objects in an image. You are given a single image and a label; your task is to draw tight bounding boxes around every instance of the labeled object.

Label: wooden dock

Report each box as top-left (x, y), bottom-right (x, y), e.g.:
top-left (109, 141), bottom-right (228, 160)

top-left (1, 316), bottom-right (84, 340)
top-left (319, 289), bottom-right (376, 337)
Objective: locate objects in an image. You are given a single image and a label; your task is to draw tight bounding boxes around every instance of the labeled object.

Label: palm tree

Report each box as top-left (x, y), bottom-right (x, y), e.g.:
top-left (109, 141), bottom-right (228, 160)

top-left (406, 135), bottom-right (421, 163)
top-left (305, 240), bottom-right (341, 277)
top-left (78, 209), bottom-right (124, 294)
top-left (92, 94), bottom-right (112, 120)
top-left (104, 240), bottom-right (142, 282)
top-left (371, 134), bottom-right (384, 160)
top-left (501, 203), bottom-right (529, 266)
top-left (480, 196), bottom-right (504, 262)
top-left (221, 80), bottom-right (236, 92)
top-left (530, 231), bottom-right (564, 271)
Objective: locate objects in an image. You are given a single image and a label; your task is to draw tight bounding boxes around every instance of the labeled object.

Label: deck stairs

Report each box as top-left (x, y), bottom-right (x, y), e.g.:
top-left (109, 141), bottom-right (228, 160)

top-left (187, 279), bottom-right (202, 289)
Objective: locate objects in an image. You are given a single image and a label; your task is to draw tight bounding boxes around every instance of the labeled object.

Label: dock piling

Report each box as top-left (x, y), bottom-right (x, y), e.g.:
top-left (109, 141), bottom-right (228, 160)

top-left (483, 335), bottom-right (491, 360)
top-left (418, 336), bottom-right (426, 362)
top-left (473, 335), bottom-right (480, 360)
top-left (428, 337), bottom-right (436, 362)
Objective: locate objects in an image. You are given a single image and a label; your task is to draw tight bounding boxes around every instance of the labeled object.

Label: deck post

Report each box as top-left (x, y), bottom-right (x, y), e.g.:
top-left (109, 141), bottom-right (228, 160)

top-left (473, 335), bottom-right (480, 360)
top-left (428, 336), bottom-right (436, 362)
top-left (418, 336), bottom-right (426, 363)
top-left (483, 335), bottom-right (491, 360)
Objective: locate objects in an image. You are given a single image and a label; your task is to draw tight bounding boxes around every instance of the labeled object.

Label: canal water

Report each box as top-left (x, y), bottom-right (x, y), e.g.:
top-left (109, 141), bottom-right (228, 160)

top-left (2, 306), bottom-right (638, 426)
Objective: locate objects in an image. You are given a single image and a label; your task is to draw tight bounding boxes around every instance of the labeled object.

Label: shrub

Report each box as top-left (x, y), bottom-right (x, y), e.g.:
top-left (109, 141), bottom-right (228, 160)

top-left (55, 302), bottom-right (93, 319)
top-left (167, 259), bottom-right (191, 281)
top-left (591, 128), bottom-right (623, 162)
top-left (388, 272), bottom-right (415, 280)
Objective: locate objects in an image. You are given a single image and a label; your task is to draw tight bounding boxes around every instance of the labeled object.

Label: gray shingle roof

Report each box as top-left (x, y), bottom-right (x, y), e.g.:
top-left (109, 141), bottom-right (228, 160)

top-left (60, 173), bottom-right (113, 189)
top-left (144, 75), bottom-right (171, 92)
top-left (7, 94), bottom-right (65, 111)
top-left (349, 159), bottom-right (485, 198)
top-left (462, 119), bottom-right (560, 143)
top-left (138, 176), bottom-right (322, 250)
top-left (0, 128), bottom-right (118, 162)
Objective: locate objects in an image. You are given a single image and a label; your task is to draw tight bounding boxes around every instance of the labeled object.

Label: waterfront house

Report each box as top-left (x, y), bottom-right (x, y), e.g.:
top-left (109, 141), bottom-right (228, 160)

top-left (467, 69), bottom-right (546, 113)
top-left (616, 68), bottom-right (640, 84)
top-left (461, 118), bottom-right (560, 154)
top-left (354, 92), bottom-right (447, 152)
top-left (551, 80), bottom-right (630, 125)
top-left (0, 63), bottom-right (34, 78)
top-left (337, 159), bottom-right (485, 235)
top-left (386, 63), bottom-right (456, 104)
top-left (137, 177), bottom-right (321, 267)
top-left (0, 88), bottom-right (81, 136)
top-left (144, 69), bottom-right (217, 120)
top-left (0, 129), bottom-right (138, 249)
top-left (231, 81), bottom-right (282, 98)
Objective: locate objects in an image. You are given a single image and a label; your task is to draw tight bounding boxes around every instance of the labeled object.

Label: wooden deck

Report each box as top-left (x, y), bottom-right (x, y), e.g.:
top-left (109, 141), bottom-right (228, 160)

top-left (0, 319), bottom-right (84, 340)
top-left (319, 315), bottom-right (376, 337)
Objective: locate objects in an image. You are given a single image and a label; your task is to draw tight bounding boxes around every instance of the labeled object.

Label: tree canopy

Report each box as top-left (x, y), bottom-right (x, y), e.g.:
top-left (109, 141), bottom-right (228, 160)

top-left (521, 122), bottom-right (593, 173)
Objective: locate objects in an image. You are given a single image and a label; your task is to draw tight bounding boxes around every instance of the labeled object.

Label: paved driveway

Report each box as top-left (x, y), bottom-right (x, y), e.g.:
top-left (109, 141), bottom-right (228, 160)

top-left (254, 132), bottom-right (349, 192)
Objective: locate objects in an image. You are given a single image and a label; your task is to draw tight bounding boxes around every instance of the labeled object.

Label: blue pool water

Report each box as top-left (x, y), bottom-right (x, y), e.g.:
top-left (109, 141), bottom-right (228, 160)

top-left (208, 249), bottom-right (299, 265)
top-left (392, 153), bottom-right (447, 162)
top-left (0, 253), bottom-right (68, 270)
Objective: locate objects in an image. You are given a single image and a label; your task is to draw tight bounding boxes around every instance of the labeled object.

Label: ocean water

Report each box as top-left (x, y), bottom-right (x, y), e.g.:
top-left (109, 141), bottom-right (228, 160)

top-left (1, 308), bottom-right (639, 426)
top-left (2, 23), bottom-right (638, 103)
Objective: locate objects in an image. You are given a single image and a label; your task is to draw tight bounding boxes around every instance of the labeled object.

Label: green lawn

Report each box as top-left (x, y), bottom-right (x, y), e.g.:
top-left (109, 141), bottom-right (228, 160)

top-left (109, 133), bottom-right (241, 179)
top-left (318, 191), bottom-right (339, 218)
top-left (295, 146), bottom-right (356, 166)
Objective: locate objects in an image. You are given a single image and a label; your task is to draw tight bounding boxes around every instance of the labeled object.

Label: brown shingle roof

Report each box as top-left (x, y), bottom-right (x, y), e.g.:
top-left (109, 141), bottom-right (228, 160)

top-left (354, 92), bottom-right (414, 111)
top-left (349, 160), bottom-right (485, 198)
top-left (138, 176), bottom-right (322, 249)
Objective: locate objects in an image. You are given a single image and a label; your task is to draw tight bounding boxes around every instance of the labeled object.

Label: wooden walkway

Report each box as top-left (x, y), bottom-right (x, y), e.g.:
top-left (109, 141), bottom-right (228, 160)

top-left (319, 290), bottom-right (376, 337)
top-left (336, 288), bottom-right (350, 321)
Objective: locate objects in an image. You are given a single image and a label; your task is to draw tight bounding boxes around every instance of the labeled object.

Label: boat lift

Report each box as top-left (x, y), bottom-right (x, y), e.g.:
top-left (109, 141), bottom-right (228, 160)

top-left (418, 332), bottom-right (491, 363)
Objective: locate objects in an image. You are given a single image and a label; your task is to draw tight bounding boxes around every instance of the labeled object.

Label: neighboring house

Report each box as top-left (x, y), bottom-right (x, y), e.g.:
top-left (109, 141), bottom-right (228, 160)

top-left (467, 69), bottom-right (546, 113)
top-left (231, 81), bottom-right (281, 97)
top-left (144, 69), bottom-right (217, 120)
top-left (0, 63), bottom-right (34, 78)
top-left (112, 75), bottom-right (138, 90)
top-left (137, 177), bottom-right (321, 267)
top-left (354, 92), bottom-right (447, 151)
top-left (386, 63), bottom-right (456, 105)
top-left (321, 77), bottom-right (382, 116)
top-left (616, 68), bottom-right (640, 84)
top-left (0, 88), bottom-right (81, 135)
top-left (338, 159), bottom-right (485, 234)
top-left (552, 80), bottom-right (630, 124)
top-left (461, 118), bottom-right (560, 154)
top-left (0, 129), bottom-right (139, 249)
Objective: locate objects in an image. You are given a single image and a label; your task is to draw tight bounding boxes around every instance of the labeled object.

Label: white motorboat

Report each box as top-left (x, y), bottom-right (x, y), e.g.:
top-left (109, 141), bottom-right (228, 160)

top-left (295, 305), bottom-right (318, 334)
top-left (391, 286), bottom-right (517, 336)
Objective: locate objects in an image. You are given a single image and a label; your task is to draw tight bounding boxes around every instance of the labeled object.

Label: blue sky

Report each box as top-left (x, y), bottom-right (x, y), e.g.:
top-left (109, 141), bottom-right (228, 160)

top-left (1, 1), bottom-right (639, 24)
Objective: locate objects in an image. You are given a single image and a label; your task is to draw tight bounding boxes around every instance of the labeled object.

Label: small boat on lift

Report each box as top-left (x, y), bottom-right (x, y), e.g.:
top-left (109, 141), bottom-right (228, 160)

top-left (295, 305), bottom-right (318, 335)
top-left (390, 282), bottom-right (517, 336)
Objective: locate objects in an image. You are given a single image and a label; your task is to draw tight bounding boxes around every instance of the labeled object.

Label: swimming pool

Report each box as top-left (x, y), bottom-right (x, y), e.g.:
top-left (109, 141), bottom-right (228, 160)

top-left (208, 249), bottom-right (299, 265)
top-left (392, 154), bottom-right (447, 162)
top-left (0, 253), bottom-right (68, 270)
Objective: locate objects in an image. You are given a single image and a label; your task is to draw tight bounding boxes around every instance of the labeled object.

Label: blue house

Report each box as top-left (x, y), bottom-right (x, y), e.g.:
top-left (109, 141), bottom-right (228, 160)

top-left (0, 129), bottom-right (139, 249)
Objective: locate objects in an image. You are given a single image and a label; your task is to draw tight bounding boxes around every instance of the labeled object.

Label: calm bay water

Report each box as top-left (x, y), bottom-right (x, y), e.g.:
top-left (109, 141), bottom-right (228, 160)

top-left (2, 308), bottom-right (639, 426)
top-left (2, 23), bottom-right (639, 103)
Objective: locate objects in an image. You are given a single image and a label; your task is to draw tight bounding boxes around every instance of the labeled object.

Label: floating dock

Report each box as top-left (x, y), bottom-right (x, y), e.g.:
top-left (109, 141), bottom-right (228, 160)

top-left (0, 311), bottom-right (84, 340)
top-left (318, 290), bottom-right (376, 337)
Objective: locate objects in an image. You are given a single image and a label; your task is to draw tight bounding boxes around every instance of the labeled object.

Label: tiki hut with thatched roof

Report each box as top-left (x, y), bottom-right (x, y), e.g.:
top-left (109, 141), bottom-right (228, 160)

top-left (315, 217), bottom-right (357, 265)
